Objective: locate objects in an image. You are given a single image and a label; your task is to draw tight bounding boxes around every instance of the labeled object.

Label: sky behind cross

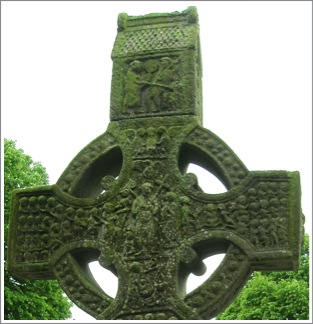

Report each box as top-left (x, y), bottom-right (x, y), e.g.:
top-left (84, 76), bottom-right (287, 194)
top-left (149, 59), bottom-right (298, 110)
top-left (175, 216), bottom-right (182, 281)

top-left (2, 1), bottom-right (312, 321)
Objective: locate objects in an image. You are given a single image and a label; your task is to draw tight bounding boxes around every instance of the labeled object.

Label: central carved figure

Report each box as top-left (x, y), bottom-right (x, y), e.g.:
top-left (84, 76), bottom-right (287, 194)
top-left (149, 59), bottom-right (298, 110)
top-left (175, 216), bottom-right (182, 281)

top-left (8, 7), bottom-right (303, 320)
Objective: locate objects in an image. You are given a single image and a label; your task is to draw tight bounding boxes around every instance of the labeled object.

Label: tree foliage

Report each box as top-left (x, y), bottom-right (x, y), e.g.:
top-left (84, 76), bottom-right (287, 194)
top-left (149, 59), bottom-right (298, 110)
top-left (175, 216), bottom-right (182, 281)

top-left (217, 234), bottom-right (309, 320)
top-left (4, 139), bottom-right (73, 320)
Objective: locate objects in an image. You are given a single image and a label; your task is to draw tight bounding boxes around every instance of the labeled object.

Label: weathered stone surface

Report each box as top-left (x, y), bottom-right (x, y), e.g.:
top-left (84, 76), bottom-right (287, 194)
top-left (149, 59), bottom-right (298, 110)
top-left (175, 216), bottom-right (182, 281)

top-left (8, 7), bottom-right (304, 320)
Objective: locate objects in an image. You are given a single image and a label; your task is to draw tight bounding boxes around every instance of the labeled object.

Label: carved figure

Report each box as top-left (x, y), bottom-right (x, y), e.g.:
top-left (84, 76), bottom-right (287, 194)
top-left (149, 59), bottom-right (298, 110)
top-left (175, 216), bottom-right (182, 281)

top-left (132, 183), bottom-right (158, 251)
top-left (123, 60), bottom-right (143, 114)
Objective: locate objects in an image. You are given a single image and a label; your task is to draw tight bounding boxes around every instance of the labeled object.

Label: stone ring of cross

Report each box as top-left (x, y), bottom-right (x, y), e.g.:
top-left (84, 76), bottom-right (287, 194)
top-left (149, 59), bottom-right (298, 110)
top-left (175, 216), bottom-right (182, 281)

top-left (8, 7), bottom-right (303, 320)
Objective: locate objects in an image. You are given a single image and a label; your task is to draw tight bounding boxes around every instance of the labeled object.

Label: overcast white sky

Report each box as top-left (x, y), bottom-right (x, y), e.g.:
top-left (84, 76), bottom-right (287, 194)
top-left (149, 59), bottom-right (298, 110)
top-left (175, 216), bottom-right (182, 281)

top-left (2, 1), bottom-right (312, 321)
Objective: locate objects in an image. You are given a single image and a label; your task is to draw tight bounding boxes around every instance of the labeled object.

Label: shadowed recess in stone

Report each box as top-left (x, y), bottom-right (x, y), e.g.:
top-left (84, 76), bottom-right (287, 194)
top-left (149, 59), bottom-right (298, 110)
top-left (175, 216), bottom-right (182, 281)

top-left (8, 6), bottom-right (304, 321)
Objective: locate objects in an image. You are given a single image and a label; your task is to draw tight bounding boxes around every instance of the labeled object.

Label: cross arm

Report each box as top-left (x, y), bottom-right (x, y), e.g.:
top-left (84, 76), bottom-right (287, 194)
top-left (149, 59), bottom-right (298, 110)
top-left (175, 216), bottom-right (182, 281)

top-left (7, 185), bottom-right (106, 280)
top-left (182, 170), bottom-right (303, 271)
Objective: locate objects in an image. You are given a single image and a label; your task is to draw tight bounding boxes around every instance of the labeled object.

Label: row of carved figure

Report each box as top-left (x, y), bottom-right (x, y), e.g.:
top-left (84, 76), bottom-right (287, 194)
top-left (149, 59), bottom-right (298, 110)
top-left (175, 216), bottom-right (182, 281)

top-left (16, 178), bottom-right (289, 263)
top-left (121, 126), bottom-right (171, 158)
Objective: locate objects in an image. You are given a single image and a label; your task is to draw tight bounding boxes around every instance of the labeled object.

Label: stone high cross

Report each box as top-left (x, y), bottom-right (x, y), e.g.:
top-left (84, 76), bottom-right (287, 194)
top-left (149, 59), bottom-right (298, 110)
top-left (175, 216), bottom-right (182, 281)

top-left (8, 7), bottom-right (304, 320)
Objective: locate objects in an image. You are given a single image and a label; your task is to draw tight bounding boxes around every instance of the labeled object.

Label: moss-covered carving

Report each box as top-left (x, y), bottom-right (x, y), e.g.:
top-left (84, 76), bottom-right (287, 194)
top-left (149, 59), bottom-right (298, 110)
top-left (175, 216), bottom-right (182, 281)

top-left (8, 7), bottom-right (304, 320)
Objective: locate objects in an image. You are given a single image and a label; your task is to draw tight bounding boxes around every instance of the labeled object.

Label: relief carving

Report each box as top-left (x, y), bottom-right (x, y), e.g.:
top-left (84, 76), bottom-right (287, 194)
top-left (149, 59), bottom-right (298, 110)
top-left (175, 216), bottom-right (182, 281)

top-left (8, 7), bottom-right (303, 321)
top-left (123, 57), bottom-right (181, 116)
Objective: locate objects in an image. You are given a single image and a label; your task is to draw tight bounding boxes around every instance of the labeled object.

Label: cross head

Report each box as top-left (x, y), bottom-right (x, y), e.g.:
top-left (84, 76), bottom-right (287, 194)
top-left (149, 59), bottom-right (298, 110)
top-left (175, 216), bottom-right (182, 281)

top-left (8, 7), bottom-right (304, 320)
